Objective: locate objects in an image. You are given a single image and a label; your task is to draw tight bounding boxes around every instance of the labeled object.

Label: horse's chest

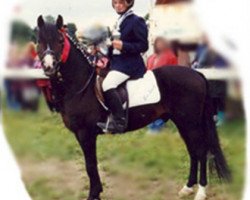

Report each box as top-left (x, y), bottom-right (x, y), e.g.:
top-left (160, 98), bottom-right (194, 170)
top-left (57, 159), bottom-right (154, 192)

top-left (61, 114), bottom-right (72, 130)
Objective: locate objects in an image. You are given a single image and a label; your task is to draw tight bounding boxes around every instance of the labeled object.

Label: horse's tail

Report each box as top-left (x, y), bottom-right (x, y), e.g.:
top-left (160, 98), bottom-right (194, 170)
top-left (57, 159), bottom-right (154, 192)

top-left (201, 73), bottom-right (231, 182)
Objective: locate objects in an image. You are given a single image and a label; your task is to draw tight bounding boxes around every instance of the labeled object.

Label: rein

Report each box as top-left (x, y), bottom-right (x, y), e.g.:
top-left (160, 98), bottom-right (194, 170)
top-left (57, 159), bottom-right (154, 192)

top-left (48, 30), bottom-right (97, 105)
top-left (76, 69), bottom-right (95, 95)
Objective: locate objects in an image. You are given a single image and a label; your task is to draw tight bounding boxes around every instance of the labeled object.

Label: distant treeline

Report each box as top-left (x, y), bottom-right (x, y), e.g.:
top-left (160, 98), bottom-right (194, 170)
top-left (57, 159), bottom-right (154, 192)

top-left (11, 15), bottom-right (77, 44)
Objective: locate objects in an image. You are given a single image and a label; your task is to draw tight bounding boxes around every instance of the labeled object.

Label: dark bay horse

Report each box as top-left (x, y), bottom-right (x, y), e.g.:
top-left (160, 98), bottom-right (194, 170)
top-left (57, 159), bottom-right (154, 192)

top-left (36, 15), bottom-right (231, 200)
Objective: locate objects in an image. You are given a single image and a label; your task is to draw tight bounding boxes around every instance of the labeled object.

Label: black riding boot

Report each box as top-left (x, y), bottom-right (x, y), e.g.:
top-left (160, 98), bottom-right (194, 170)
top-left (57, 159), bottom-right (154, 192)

top-left (97, 89), bottom-right (126, 133)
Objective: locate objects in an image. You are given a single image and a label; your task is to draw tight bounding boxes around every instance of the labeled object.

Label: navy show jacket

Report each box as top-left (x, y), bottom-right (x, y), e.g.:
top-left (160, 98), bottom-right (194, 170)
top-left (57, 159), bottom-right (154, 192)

top-left (110, 14), bottom-right (149, 79)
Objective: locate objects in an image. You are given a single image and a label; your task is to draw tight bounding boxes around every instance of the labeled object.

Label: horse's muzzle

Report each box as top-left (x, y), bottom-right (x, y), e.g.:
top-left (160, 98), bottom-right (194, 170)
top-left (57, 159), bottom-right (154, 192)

top-left (44, 66), bottom-right (57, 77)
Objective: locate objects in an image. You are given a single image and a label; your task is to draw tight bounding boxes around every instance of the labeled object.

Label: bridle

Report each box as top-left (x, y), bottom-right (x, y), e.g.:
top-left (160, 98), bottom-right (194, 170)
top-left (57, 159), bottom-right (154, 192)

top-left (39, 28), bottom-right (97, 96)
top-left (39, 28), bottom-right (71, 77)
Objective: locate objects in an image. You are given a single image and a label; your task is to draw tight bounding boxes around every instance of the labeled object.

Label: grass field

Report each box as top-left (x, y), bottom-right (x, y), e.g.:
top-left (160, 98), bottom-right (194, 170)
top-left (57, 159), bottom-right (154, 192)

top-left (3, 98), bottom-right (246, 200)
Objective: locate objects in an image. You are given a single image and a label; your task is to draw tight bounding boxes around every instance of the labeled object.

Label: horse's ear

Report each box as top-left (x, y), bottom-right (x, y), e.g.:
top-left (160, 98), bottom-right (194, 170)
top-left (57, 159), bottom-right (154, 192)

top-left (37, 15), bottom-right (45, 28)
top-left (56, 15), bottom-right (63, 30)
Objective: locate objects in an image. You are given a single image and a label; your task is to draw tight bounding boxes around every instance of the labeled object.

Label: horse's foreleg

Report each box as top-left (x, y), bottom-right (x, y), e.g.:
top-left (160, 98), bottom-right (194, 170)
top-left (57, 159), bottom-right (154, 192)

top-left (76, 130), bottom-right (103, 200)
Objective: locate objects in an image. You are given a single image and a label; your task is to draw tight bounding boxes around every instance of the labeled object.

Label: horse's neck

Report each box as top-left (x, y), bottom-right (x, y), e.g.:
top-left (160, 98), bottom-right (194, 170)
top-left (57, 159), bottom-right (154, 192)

top-left (59, 43), bottom-right (94, 95)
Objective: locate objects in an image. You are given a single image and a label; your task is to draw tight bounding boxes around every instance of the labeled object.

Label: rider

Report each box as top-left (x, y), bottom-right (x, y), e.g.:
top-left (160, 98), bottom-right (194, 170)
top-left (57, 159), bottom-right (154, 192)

top-left (97, 0), bottom-right (149, 133)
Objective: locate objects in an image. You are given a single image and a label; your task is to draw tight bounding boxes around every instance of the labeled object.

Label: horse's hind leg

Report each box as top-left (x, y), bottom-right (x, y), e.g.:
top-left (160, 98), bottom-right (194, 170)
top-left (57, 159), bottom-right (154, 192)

top-left (194, 147), bottom-right (208, 200)
top-left (176, 126), bottom-right (208, 200)
top-left (178, 151), bottom-right (197, 197)
top-left (178, 129), bottom-right (198, 198)
top-left (185, 128), bottom-right (208, 200)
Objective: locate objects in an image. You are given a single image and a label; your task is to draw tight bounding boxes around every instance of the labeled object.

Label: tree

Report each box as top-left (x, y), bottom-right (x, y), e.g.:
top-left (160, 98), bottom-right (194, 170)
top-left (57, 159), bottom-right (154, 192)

top-left (144, 13), bottom-right (150, 21)
top-left (10, 20), bottom-right (33, 44)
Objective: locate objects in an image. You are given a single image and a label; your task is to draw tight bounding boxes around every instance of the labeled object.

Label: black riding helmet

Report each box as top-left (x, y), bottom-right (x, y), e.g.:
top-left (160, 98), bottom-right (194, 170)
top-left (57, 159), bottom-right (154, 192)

top-left (112, 0), bottom-right (134, 14)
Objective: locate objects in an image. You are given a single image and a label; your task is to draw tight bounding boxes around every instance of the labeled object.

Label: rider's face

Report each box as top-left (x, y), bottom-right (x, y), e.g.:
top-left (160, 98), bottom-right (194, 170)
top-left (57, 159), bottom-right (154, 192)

top-left (113, 0), bottom-right (128, 13)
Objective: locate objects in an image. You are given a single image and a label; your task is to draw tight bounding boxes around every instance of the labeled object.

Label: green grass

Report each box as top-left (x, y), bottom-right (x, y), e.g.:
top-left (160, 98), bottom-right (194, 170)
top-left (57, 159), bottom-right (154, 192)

top-left (2, 98), bottom-right (246, 200)
top-left (3, 102), bottom-right (79, 161)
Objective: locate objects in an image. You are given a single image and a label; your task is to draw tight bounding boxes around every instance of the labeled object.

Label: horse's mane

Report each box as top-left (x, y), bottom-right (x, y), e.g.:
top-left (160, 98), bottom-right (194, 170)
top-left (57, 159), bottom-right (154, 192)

top-left (66, 34), bottom-right (93, 66)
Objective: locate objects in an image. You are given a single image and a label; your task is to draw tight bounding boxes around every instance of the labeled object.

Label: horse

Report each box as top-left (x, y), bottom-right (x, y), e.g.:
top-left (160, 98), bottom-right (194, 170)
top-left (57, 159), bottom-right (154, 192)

top-left (36, 15), bottom-right (231, 200)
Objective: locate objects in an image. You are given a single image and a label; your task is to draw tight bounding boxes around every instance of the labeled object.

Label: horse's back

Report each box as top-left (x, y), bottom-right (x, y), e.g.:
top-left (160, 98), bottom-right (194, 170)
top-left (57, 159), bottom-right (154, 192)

top-left (153, 65), bottom-right (207, 94)
top-left (153, 65), bottom-right (204, 82)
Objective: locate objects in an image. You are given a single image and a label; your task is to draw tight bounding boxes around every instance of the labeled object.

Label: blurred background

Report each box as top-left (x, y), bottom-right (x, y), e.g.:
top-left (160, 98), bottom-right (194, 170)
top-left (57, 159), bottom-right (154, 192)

top-left (2, 0), bottom-right (245, 200)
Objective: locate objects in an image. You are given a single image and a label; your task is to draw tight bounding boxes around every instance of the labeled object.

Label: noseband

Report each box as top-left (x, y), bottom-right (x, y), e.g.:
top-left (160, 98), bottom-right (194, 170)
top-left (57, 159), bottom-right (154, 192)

top-left (42, 45), bottom-right (55, 58)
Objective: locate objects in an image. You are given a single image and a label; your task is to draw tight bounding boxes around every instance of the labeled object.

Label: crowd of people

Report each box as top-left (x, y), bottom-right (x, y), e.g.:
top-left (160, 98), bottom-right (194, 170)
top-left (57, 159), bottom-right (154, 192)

top-left (5, 42), bottom-right (41, 112)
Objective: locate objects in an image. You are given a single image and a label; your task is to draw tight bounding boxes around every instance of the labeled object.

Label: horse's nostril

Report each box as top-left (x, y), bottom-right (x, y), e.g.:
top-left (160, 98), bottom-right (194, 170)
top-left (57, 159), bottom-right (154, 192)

top-left (44, 66), bottom-right (52, 71)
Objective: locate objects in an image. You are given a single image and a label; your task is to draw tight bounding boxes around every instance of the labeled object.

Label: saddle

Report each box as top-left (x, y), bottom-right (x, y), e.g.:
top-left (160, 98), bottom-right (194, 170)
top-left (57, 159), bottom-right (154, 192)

top-left (94, 66), bottom-right (129, 111)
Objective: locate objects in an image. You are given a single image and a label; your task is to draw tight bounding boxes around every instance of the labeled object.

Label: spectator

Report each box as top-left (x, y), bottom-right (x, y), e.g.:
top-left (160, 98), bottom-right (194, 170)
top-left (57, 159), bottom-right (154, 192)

top-left (171, 40), bottom-right (196, 67)
top-left (147, 37), bottom-right (177, 70)
top-left (192, 43), bottom-right (228, 69)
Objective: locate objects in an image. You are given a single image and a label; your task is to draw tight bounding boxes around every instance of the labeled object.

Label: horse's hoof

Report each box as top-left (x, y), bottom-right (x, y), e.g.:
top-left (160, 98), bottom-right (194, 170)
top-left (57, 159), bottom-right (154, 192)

top-left (178, 185), bottom-right (194, 198)
top-left (194, 185), bottom-right (207, 200)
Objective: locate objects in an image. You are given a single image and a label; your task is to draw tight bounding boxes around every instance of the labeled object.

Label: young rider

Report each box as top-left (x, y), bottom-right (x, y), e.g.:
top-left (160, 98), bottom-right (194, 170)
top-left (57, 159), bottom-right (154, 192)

top-left (97, 0), bottom-right (148, 133)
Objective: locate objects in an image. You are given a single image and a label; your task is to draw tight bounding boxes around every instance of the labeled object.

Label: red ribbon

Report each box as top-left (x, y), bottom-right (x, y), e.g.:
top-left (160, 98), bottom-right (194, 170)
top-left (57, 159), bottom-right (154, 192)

top-left (60, 29), bottom-right (71, 63)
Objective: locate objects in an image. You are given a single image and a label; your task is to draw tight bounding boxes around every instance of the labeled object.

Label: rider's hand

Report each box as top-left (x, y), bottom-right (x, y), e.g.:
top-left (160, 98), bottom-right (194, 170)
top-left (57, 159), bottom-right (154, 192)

top-left (87, 45), bottom-right (97, 55)
top-left (112, 39), bottom-right (123, 50)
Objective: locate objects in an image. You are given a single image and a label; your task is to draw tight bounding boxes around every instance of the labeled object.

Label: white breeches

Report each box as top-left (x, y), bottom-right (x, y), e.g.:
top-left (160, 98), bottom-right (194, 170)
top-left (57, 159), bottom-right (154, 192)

top-left (102, 70), bottom-right (130, 92)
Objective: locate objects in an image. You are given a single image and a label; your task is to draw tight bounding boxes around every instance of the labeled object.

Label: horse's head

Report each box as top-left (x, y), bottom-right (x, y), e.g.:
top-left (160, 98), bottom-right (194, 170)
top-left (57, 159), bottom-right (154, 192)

top-left (37, 15), bottom-right (68, 77)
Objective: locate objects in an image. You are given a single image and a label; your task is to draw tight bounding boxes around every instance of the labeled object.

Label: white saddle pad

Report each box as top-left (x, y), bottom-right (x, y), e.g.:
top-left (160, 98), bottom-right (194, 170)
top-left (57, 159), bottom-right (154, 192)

top-left (126, 70), bottom-right (161, 108)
